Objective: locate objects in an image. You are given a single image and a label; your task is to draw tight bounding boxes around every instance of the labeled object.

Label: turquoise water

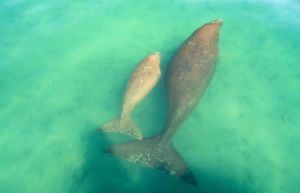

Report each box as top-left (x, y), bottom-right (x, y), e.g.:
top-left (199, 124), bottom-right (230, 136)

top-left (1, 0), bottom-right (299, 192)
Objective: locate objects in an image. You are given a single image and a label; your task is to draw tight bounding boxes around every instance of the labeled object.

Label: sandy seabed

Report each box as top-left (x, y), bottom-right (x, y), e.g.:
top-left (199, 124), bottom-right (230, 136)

top-left (0, 0), bottom-right (299, 193)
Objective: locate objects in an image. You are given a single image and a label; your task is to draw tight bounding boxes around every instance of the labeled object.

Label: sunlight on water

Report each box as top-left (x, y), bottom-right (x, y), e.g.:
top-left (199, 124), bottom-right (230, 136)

top-left (0, 0), bottom-right (299, 193)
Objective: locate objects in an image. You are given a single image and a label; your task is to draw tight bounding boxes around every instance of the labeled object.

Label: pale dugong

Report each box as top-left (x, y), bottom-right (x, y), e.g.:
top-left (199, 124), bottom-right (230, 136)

top-left (99, 52), bottom-right (161, 140)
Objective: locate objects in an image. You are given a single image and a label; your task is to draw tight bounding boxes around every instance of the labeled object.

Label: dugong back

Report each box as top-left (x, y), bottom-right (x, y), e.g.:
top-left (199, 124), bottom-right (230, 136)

top-left (166, 20), bottom-right (222, 111)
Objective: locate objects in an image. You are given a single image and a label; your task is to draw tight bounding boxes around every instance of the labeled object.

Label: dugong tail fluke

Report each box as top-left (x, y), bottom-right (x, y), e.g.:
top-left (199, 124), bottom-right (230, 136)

top-left (100, 114), bottom-right (142, 140)
top-left (105, 135), bottom-right (197, 185)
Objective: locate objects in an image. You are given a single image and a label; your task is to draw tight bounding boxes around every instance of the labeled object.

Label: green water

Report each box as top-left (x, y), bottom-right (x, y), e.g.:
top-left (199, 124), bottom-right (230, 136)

top-left (1, 0), bottom-right (299, 192)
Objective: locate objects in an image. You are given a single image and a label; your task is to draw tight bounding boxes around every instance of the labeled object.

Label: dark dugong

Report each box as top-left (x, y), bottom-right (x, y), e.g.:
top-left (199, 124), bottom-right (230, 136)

top-left (105, 19), bottom-right (223, 185)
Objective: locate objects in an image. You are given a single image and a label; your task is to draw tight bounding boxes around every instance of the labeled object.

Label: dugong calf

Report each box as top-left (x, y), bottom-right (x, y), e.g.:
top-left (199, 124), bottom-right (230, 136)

top-left (99, 52), bottom-right (161, 140)
top-left (105, 20), bottom-right (222, 185)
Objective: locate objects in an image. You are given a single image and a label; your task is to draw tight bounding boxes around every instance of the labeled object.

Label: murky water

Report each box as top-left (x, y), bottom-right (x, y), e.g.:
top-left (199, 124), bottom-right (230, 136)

top-left (0, 0), bottom-right (299, 193)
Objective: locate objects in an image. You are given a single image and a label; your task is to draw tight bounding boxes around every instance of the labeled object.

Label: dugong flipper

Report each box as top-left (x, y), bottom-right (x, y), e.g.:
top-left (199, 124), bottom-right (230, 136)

top-left (99, 52), bottom-right (161, 140)
top-left (105, 20), bottom-right (222, 185)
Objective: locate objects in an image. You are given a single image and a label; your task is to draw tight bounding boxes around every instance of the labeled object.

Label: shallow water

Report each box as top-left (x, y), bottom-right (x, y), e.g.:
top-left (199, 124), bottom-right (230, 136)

top-left (0, 0), bottom-right (299, 192)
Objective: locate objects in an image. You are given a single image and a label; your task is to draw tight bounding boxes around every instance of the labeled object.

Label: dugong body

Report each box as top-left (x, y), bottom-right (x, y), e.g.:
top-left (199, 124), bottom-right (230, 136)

top-left (99, 52), bottom-right (161, 140)
top-left (105, 20), bottom-right (222, 185)
top-left (162, 20), bottom-right (222, 142)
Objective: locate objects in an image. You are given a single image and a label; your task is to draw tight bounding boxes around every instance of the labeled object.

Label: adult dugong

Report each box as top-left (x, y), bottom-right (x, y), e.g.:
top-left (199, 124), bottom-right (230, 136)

top-left (99, 52), bottom-right (161, 140)
top-left (105, 20), bottom-right (222, 185)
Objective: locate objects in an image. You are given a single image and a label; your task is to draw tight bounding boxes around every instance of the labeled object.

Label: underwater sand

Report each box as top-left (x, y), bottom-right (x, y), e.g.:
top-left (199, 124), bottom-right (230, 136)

top-left (0, 0), bottom-right (299, 193)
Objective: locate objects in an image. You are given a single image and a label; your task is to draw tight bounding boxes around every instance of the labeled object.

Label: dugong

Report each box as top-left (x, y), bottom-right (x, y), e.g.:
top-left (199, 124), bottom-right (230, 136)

top-left (105, 20), bottom-right (222, 185)
top-left (99, 52), bottom-right (161, 140)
